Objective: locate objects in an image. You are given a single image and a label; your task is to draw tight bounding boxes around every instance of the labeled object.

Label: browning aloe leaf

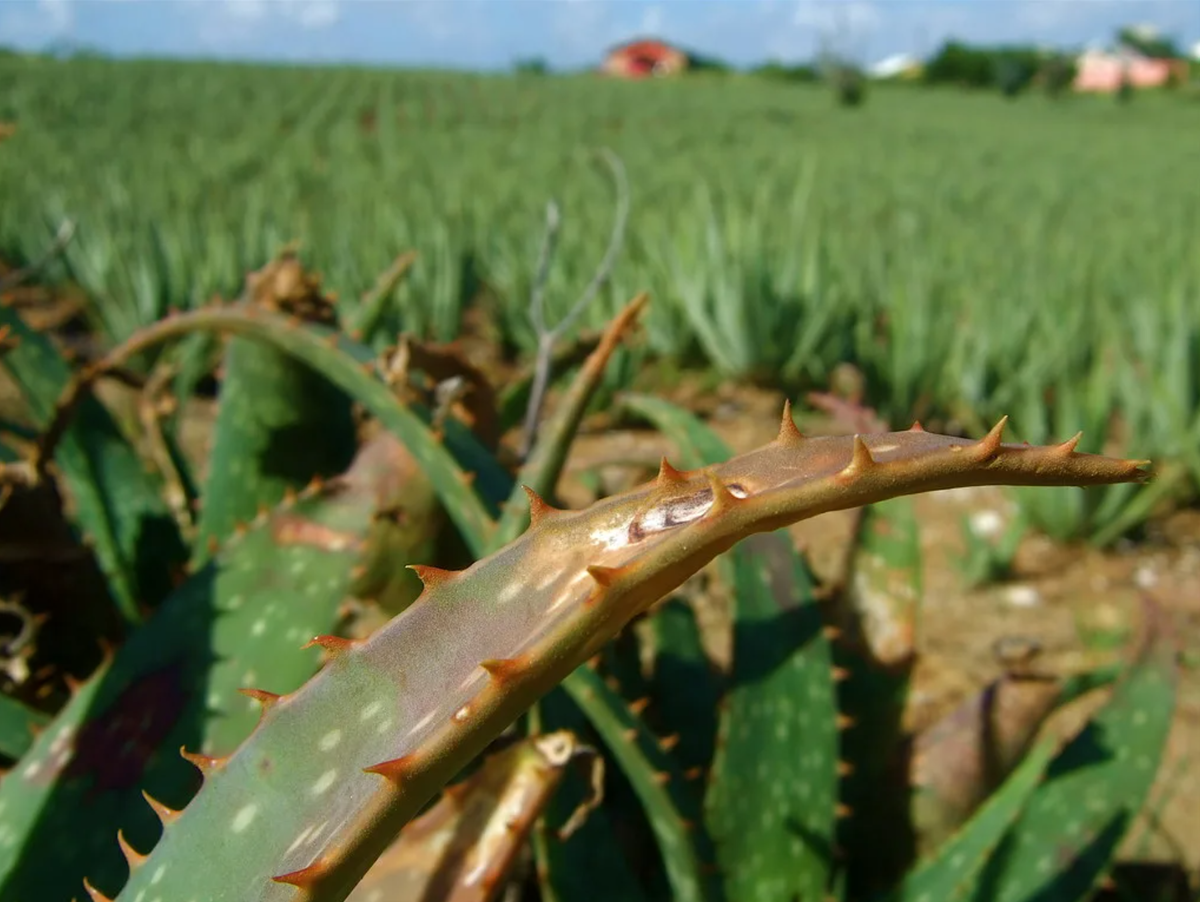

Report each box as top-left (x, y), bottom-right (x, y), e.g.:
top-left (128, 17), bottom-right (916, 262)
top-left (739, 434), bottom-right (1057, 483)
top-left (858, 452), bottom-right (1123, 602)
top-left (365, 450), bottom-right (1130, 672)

top-left (110, 412), bottom-right (1146, 902)
top-left (192, 253), bottom-right (358, 564)
top-left (0, 301), bottom-right (187, 624)
top-left (346, 731), bottom-right (584, 902)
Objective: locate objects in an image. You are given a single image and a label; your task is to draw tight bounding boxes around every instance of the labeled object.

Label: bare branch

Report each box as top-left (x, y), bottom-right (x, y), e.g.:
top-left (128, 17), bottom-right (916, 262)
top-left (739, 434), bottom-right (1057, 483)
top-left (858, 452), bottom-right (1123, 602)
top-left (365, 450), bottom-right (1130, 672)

top-left (520, 148), bottom-right (630, 460)
top-left (527, 200), bottom-right (561, 337)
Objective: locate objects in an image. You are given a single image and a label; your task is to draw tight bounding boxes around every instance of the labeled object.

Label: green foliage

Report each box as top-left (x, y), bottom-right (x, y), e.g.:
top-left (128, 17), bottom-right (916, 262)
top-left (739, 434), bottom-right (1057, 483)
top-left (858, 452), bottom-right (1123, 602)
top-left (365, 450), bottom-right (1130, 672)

top-left (2, 58), bottom-right (1196, 549)
top-left (0, 72), bottom-right (1183, 899)
top-left (924, 41), bottom-right (1044, 91)
top-left (752, 61), bottom-right (820, 83)
top-left (0, 301), bottom-right (187, 624)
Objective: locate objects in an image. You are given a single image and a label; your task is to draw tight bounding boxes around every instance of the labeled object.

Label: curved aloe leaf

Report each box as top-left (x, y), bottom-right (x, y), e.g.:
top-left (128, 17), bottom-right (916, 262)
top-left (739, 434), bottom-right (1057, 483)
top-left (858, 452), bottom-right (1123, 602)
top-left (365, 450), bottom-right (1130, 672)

top-left (0, 434), bottom-right (426, 901)
top-left (971, 601), bottom-right (1177, 902)
top-left (0, 301), bottom-right (186, 623)
top-left (110, 414), bottom-right (1145, 902)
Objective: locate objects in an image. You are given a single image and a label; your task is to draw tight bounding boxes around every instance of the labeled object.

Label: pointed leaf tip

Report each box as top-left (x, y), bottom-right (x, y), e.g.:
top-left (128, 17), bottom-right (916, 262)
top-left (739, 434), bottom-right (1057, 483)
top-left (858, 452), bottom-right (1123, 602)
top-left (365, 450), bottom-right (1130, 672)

top-left (521, 485), bottom-right (559, 526)
top-left (777, 399), bottom-right (805, 444)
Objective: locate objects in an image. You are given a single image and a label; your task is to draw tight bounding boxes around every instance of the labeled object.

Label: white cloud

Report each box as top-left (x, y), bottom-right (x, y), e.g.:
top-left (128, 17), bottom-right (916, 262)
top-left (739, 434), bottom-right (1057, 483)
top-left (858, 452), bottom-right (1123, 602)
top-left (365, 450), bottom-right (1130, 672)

top-left (0, 0), bottom-right (75, 45)
top-left (639, 4), bottom-right (664, 35)
top-left (791, 0), bottom-right (880, 33)
top-left (294, 0), bottom-right (338, 30)
top-left (39, 0), bottom-right (73, 31)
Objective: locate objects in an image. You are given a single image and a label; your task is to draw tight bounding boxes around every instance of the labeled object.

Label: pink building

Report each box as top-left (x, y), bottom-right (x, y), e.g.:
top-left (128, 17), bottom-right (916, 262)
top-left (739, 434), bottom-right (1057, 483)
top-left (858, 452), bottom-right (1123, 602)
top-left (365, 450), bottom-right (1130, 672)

top-left (1073, 49), bottom-right (1187, 92)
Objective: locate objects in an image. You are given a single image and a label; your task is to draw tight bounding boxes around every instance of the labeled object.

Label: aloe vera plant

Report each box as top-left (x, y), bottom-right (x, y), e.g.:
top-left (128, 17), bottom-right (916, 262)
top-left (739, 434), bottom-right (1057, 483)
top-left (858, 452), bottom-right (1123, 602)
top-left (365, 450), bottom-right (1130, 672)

top-left (0, 249), bottom-right (1172, 902)
top-left (114, 419), bottom-right (1144, 900)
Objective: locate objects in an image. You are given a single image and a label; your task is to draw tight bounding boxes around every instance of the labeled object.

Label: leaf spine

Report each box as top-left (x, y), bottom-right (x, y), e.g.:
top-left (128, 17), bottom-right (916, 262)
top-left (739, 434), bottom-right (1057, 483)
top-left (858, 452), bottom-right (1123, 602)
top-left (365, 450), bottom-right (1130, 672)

top-left (974, 415), bottom-right (1008, 460)
top-left (363, 752), bottom-right (419, 784)
top-left (406, 563), bottom-right (458, 590)
top-left (141, 789), bottom-right (179, 825)
top-left (238, 687), bottom-right (282, 712)
top-left (909, 420), bottom-right (926, 432)
top-left (116, 829), bottom-right (147, 869)
top-left (81, 877), bottom-right (113, 902)
top-left (180, 746), bottom-right (225, 775)
top-left (838, 435), bottom-right (875, 480)
top-left (586, 564), bottom-right (621, 589)
top-left (301, 634), bottom-right (357, 658)
top-left (521, 485), bottom-right (558, 526)
top-left (656, 456), bottom-right (688, 486)
top-left (272, 860), bottom-right (329, 889)
top-left (777, 399), bottom-right (805, 445)
top-left (1056, 431), bottom-right (1083, 456)
top-left (705, 471), bottom-right (739, 513)
top-left (479, 657), bottom-right (525, 684)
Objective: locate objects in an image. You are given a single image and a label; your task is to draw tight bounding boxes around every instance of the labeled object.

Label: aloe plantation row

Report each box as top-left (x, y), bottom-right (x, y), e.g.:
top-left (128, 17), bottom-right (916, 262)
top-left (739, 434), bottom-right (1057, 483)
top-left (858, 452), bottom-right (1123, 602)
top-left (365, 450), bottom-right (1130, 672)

top-left (2, 56), bottom-right (1199, 545)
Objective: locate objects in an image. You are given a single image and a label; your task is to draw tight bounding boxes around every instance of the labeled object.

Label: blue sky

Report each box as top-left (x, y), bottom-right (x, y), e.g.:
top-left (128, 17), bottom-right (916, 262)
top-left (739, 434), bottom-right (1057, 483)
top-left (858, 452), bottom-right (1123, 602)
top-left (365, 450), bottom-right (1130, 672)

top-left (1, 1), bottom-right (1198, 70)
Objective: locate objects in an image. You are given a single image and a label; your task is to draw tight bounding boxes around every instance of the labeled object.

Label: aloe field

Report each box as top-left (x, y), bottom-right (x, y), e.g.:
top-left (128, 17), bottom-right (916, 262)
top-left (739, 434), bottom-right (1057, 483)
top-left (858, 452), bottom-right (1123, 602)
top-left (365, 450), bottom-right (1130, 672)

top-left (1, 53), bottom-right (1199, 902)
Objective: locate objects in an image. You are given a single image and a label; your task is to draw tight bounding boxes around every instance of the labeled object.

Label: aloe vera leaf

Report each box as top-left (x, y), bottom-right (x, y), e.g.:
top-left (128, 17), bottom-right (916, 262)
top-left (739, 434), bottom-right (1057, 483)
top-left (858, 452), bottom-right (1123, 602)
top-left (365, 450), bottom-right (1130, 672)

top-left (111, 417), bottom-right (1147, 902)
top-left (346, 731), bottom-right (578, 902)
top-left (0, 693), bottom-right (49, 760)
top-left (0, 433), bottom-right (422, 901)
top-left (531, 686), bottom-right (650, 902)
top-left (0, 302), bottom-right (186, 623)
top-left (647, 598), bottom-right (721, 781)
top-left (348, 250), bottom-right (419, 346)
top-left (39, 307), bottom-right (498, 557)
top-left (192, 293), bottom-right (358, 564)
top-left (970, 602), bottom-right (1177, 902)
top-left (834, 495), bottom-right (922, 895)
top-left (562, 665), bottom-right (716, 902)
top-left (909, 666), bottom-right (1122, 855)
top-left (881, 739), bottom-right (1059, 902)
top-left (620, 392), bottom-right (838, 898)
top-left (706, 531), bottom-right (840, 902)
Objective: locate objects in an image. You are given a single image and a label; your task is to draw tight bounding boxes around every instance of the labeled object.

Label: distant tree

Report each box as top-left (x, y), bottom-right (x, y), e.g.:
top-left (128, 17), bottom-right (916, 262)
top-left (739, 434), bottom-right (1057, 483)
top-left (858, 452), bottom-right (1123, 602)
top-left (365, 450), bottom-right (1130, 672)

top-left (1117, 67), bottom-right (1135, 103)
top-left (1040, 54), bottom-right (1077, 98)
top-left (751, 60), bottom-right (820, 82)
top-left (686, 50), bottom-right (732, 74)
top-left (994, 57), bottom-right (1033, 97)
top-left (924, 40), bottom-right (994, 87)
top-left (1116, 26), bottom-right (1180, 59)
top-left (513, 57), bottom-right (549, 76)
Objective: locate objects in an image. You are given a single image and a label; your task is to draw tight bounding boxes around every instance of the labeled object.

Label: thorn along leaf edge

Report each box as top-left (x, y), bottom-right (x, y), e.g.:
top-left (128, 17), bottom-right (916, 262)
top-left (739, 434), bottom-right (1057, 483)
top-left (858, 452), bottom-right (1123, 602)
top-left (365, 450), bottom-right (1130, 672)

top-left (111, 411), bottom-right (1148, 902)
